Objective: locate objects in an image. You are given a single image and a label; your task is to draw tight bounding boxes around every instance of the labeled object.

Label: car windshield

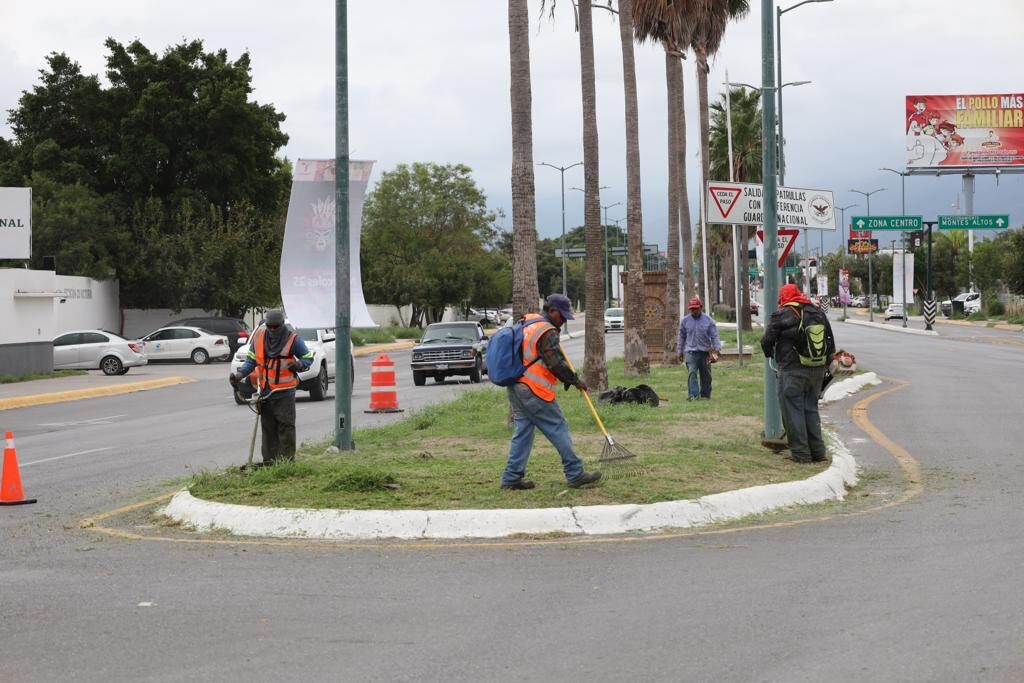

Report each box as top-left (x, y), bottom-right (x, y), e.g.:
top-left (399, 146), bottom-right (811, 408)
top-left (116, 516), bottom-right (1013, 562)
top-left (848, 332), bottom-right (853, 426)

top-left (422, 325), bottom-right (476, 342)
top-left (606, 308), bottom-right (624, 317)
top-left (295, 328), bottom-right (319, 343)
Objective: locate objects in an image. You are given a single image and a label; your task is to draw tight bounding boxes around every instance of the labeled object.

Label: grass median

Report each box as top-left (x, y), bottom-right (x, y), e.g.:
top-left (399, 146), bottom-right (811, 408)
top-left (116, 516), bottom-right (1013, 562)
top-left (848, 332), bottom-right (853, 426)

top-left (190, 351), bottom-right (824, 511)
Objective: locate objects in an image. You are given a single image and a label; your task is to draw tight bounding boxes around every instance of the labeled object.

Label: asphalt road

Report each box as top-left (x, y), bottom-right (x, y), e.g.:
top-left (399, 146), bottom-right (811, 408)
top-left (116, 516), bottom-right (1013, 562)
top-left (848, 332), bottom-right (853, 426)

top-left (5, 322), bottom-right (1024, 681)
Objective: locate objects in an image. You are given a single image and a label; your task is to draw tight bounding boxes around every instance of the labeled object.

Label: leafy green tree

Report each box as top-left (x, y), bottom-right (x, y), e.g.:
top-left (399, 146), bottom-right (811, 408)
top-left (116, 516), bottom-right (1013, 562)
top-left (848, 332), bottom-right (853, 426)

top-left (361, 162), bottom-right (501, 326)
top-left (2, 41), bottom-right (290, 314)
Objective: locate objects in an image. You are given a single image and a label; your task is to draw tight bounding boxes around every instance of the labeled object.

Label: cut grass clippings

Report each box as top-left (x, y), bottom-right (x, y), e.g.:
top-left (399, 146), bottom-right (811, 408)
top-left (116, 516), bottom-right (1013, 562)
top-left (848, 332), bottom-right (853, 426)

top-left (0, 369), bottom-right (87, 384)
top-left (190, 357), bottom-right (825, 511)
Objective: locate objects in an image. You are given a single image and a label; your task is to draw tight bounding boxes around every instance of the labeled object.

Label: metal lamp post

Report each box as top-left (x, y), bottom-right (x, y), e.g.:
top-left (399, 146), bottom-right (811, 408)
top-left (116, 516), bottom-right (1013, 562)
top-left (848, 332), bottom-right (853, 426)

top-left (777, 0), bottom-right (833, 294)
top-left (334, 0), bottom-right (353, 450)
top-left (836, 202), bottom-right (857, 320)
top-left (601, 201), bottom-right (622, 309)
top-left (539, 162), bottom-right (583, 296)
top-left (881, 167), bottom-right (909, 327)
top-left (850, 187), bottom-right (886, 322)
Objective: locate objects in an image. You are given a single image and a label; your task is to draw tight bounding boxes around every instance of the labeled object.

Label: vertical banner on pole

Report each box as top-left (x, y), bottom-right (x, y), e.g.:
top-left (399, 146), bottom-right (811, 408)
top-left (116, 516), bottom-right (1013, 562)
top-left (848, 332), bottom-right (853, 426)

top-left (280, 159), bottom-right (376, 328)
top-left (838, 268), bottom-right (850, 305)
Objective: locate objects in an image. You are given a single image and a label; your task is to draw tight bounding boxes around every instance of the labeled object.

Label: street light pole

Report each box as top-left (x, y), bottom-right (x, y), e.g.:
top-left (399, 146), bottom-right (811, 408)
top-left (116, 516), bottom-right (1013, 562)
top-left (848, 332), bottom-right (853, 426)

top-left (334, 0), bottom-right (353, 450)
top-left (778, 0), bottom-right (833, 295)
top-left (602, 201), bottom-right (622, 309)
top-left (539, 162), bottom-right (583, 296)
top-left (836, 202), bottom-right (858, 320)
top-left (760, 0), bottom-right (783, 445)
top-left (881, 167), bottom-right (909, 327)
top-left (850, 187), bottom-right (886, 322)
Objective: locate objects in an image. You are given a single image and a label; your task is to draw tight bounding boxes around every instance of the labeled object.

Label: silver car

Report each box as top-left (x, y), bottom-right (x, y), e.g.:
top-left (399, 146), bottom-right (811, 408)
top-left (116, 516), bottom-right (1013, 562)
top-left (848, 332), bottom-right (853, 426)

top-left (53, 330), bottom-right (148, 376)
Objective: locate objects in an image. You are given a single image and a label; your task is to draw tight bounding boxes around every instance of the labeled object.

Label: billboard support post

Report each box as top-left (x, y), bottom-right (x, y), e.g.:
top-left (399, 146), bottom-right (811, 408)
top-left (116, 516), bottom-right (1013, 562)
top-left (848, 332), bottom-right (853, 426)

top-left (963, 173), bottom-right (975, 291)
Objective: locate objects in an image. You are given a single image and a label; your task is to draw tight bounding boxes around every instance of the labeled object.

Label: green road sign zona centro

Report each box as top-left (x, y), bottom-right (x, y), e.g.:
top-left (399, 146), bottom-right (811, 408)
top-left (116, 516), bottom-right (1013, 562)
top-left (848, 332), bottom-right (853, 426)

top-left (850, 216), bottom-right (923, 231)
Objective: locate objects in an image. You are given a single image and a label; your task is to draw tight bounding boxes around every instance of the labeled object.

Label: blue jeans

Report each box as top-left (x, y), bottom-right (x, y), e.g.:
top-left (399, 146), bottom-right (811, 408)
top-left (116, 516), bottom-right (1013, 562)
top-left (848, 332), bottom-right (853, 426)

top-left (685, 351), bottom-right (713, 399)
top-left (502, 383), bottom-right (585, 485)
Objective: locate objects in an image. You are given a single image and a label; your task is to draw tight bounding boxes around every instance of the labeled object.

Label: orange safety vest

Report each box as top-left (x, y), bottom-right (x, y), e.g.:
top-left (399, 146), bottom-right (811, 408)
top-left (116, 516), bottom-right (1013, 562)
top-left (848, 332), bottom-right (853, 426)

top-left (250, 327), bottom-right (299, 392)
top-left (517, 313), bottom-right (558, 402)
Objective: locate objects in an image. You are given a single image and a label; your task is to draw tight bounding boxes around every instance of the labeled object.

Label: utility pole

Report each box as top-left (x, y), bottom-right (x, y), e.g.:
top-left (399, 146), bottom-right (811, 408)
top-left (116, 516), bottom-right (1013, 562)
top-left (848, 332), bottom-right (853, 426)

top-left (850, 187), bottom-right (886, 322)
top-left (334, 0), bottom-right (353, 450)
top-left (539, 162), bottom-right (583, 296)
top-left (760, 0), bottom-right (783, 446)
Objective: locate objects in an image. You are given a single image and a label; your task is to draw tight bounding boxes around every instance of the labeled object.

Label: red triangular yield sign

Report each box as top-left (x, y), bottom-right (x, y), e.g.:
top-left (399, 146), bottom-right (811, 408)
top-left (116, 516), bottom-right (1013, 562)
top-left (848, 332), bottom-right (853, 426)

top-left (756, 229), bottom-right (801, 267)
top-left (708, 186), bottom-right (743, 219)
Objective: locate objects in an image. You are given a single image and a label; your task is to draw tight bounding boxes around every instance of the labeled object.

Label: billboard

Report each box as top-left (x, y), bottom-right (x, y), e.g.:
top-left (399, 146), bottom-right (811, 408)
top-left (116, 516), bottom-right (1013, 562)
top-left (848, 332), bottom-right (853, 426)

top-left (906, 94), bottom-right (1024, 168)
top-left (848, 239), bottom-right (879, 254)
top-left (0, 187), bottom-right (31, 259)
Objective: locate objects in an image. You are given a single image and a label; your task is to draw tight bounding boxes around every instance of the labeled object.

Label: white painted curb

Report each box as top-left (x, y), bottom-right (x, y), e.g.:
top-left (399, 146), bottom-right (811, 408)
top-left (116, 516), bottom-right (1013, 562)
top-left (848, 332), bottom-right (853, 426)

top-left (163, 440), bottom-right (861, 542)
top-left (844, 318), bottom-right (938, 336)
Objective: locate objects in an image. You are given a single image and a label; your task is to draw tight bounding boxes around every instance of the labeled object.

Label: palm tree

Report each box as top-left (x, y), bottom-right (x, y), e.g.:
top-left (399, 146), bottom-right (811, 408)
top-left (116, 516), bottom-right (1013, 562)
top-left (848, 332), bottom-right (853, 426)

top-left (508, 0), bottom-right (541, 320)
top-left (635, 0), bottom-right (694, 365)
top-left (616, 0), bottom-right (650, 376)
top-left (575, 0), bottom-right (608, 390)
top-left (689, 0), bottom-right (750, 307)
top-left (710, 87), bottom-right (761, 328)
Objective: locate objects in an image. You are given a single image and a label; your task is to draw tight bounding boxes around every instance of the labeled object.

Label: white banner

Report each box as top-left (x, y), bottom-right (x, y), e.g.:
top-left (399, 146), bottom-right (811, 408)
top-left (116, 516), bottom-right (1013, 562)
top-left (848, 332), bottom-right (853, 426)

top-left (817, 275), bottom-right (829, 298)
top-left (706, 181), bottom-right (837, 231)
top-left (0, 187), bottom-right (32, 259)
top-left (891, 251), bottom-right (915, 306)
top-left (279, 159), bottom-right (376, 329)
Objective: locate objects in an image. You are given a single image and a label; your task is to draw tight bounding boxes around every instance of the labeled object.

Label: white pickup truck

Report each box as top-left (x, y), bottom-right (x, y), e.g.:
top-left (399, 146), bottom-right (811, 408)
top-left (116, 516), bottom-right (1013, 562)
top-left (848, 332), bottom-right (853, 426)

top-left (230, 325), bottom-right (337, 404)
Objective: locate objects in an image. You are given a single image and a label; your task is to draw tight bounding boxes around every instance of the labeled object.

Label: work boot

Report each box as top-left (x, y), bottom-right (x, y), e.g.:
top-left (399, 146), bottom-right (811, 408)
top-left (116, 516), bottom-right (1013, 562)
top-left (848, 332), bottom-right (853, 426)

top-left (567, 471), bottom-right (602, 488)
top-left (501, 479), bottom-right (536, 490)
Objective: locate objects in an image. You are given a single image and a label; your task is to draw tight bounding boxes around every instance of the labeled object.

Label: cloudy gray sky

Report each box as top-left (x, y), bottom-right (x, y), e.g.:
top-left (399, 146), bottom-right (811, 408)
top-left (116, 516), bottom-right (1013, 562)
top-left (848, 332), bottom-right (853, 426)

top-left (2, 0), bottom-right (1023, 253)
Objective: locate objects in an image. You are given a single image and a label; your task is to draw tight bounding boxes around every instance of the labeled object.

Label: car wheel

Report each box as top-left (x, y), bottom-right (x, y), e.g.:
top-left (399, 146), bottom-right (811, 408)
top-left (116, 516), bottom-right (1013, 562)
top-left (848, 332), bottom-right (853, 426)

top-left (309, 363), bottom-right (328, 401)
top-left (100, 356), bottom-right (123, 376)
top-left (117, 367), bottom-right (130, 375)
top-left (469, 357), bottom-right (482, 383)
top-left (413, 370), bottom-right (425, 387)
top-left (191, 348), bottom-right (210, 365)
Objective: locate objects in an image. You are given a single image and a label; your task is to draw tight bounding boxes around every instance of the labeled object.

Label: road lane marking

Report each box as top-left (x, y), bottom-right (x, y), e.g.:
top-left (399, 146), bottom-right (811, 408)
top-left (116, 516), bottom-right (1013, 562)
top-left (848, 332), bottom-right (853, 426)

top-left (38, 415), bottom-right (127, 427)
top-left (22, 447), bottom-right (112, 467)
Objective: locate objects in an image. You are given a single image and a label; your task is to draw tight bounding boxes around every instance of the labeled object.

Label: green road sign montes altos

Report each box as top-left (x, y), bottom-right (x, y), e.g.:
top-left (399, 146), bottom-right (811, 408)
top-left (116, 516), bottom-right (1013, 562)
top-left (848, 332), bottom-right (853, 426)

top-left (938, 215), bottom-right (1010, 230)
top-left (850, 216), bottom-right (923, 231)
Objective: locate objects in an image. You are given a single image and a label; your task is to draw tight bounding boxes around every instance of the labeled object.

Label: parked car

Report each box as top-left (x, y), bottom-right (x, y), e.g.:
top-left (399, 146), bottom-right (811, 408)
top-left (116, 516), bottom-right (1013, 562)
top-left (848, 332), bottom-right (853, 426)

top-left (167, 316), bottom-right (250, 355)
top-left (53, 330), bottom-right (148, 376)
top-left (604, 307), bottom-right (624, 332)
top-left (139, 326), bottom-right (231, 364)
top-left (410, 321), bottom-right (488, 386)
top-left (851, 295), bottom-right (868, 308)
top-left (884, 303), bottom-right (905, 321)
top-left (941, 292), bottom-right (981, 317)
top-left (230, 324), bottom-right (339, 404)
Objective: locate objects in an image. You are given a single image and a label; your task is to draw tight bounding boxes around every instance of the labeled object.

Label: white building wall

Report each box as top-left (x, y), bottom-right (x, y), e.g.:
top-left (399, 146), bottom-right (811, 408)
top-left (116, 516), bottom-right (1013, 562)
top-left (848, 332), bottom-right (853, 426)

top-left (0, 268), bottom-right (59, 345)
top-left (54, 275), bottom-right (120, 334)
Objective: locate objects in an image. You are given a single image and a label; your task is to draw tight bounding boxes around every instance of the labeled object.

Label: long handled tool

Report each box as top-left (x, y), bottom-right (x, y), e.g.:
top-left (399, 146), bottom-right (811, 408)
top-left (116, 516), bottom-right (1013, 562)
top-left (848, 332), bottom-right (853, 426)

top-left (560, 346), bottom-right (643, 473)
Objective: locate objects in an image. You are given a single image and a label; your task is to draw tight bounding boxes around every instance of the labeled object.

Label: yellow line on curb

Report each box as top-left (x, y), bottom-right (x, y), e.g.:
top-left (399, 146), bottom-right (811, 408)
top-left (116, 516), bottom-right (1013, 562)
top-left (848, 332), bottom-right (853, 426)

top-left (80, 379), bottom-right (924, 552)
top-left (0, 376), bottom-right (195, 412)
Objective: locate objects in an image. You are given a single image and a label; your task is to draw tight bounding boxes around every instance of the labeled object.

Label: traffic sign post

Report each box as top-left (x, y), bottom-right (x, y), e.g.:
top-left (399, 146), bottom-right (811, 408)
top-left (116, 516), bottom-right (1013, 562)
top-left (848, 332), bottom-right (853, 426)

top-left (938, 215), bottom-right (1010, 230)
top-left (850, 216), bottom-right (923, 231)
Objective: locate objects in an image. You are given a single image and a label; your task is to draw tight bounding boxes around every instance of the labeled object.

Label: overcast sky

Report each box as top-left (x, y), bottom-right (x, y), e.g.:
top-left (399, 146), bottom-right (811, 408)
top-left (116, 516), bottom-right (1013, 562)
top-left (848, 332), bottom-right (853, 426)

top-left (3, 0), bottom-right (1023, 254)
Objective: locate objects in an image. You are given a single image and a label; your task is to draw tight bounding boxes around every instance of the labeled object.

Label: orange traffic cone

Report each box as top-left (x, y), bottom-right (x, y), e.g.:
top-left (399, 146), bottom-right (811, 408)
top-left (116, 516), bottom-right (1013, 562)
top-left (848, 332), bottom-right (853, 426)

top-left (0, 432), bottom-right (36, 505)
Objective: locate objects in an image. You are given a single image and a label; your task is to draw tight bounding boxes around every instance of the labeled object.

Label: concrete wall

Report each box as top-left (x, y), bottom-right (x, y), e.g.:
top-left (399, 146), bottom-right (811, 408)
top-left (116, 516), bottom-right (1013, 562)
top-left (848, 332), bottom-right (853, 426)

top-left (0, 268), bottom-right (119, 375)
top-left (54, 275), bottom-right (120, 335)
top-left (121, 308), bottom-right (218, 339)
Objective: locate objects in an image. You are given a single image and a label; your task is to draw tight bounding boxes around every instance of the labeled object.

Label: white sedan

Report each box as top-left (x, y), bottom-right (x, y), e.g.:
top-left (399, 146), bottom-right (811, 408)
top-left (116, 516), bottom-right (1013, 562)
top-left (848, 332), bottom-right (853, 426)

top-left (140, 326), bottom-right (231, 364)
top-left (53, 330), bottom-right (148, 375)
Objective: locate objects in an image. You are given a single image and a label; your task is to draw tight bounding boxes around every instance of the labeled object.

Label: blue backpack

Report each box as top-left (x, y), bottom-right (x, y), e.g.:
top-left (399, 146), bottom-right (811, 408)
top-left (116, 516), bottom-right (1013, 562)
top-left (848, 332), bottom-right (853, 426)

top-left (486, 317), bottom-right (548, 386)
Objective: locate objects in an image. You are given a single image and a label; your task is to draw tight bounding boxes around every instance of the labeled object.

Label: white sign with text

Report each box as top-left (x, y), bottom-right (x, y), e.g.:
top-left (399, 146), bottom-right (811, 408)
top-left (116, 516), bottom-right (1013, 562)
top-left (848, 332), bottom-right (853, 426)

top-left (0, 187), bottom-right (31, 259)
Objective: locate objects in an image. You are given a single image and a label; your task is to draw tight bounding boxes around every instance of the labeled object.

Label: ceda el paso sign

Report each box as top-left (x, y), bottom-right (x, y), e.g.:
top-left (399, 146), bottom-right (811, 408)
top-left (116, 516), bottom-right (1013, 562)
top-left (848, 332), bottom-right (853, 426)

top-left (0, 188), bottom-right (31, 259)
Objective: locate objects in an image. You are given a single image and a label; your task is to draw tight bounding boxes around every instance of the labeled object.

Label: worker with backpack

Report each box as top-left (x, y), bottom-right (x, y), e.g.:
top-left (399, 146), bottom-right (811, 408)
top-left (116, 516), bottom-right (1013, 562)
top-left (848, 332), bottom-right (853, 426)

top-left (760, 283), bottom-right (836, 463)
top-left (487, 294), bottom-right (602, 490)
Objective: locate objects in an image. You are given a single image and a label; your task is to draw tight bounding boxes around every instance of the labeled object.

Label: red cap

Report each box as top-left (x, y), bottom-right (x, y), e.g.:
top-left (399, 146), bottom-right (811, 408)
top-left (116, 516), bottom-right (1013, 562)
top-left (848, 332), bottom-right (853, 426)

top-left (687, 297), bottom-right (703, 309)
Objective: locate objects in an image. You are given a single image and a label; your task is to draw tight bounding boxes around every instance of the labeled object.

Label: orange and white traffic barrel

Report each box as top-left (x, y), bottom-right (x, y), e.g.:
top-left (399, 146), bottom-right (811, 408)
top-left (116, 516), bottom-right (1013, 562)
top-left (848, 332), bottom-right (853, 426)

top-left (365, 354), bottom-right (404, 413)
